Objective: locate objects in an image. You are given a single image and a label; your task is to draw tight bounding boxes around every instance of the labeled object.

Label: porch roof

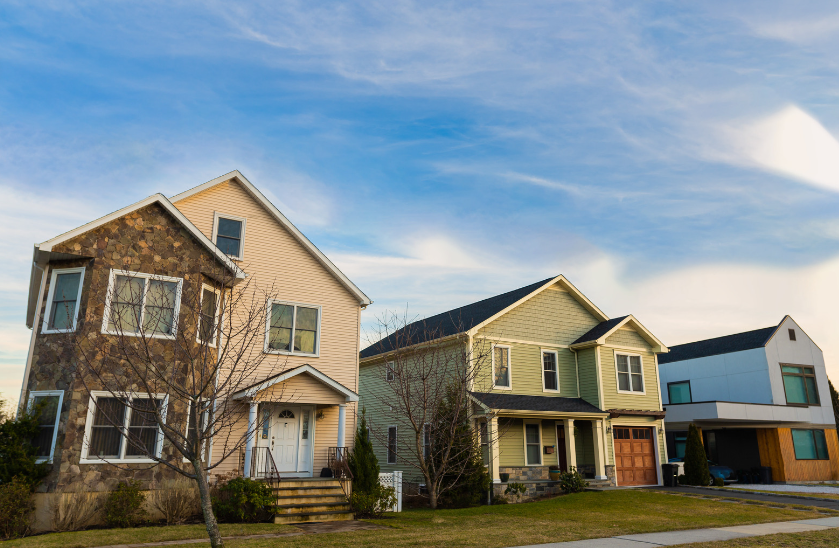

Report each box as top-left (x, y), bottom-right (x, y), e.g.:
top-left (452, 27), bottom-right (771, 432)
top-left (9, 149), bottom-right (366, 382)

top-left (469, 392), bottom-right (607, 415)
top-left (231, 364), bottom-right (359, 402)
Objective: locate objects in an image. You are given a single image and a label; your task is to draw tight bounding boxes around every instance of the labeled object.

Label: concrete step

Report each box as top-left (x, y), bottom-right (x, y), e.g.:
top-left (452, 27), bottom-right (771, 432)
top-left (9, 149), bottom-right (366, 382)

top-left (272, 486), bottom-right (345, 496)
top-left (273, 510), bottom-right (354, 524)
top-left (275, 494), bottom-right (347, 505)
top-left (274, 502), bottom-right (351, 515)
top-left (271, 479), bottom-right (344, 489)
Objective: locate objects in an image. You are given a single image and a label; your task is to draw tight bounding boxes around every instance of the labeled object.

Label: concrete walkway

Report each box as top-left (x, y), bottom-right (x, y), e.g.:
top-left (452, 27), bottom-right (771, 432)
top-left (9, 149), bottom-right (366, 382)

top-left (511, 516), bottom-right (839, 547)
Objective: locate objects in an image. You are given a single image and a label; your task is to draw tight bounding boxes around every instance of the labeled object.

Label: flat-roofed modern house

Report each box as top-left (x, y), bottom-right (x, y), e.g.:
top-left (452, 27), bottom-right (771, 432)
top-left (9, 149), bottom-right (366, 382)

top-left (359, 275), bottom-right (670, 495)
top-left (659, 315), bottom-right (839, 482)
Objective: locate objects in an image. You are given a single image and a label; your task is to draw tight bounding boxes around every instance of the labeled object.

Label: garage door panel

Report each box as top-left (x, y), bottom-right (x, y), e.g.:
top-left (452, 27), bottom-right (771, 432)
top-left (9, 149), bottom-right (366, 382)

top-left (614, 427), bottom-right (657, 487)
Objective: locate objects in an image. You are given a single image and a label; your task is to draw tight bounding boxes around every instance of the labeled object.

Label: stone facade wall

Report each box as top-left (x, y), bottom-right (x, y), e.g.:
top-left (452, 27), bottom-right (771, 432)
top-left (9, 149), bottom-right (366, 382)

top-left (27, 202), bottom-right (227, 494)
top-left (499, 466), bottom-right (550, 482)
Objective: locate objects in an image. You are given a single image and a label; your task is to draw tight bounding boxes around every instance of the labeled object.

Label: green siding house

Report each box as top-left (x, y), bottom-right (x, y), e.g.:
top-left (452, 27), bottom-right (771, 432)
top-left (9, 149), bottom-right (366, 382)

top-left (359, 275), bottom-right (669, 494)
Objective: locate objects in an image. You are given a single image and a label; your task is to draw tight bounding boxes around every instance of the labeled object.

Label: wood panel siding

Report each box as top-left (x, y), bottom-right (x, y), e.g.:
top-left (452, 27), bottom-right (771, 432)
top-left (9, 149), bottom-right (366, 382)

top-left (599, 344), bottom-right (661, 411)
top-left (174, 178), bottom-right (361, 477)
top-left (577, 348), bottom-right (599, 408)
top-left (479, 286), bottom-right (601, 345)
top-left (758, 428), bottom-right (839, 482)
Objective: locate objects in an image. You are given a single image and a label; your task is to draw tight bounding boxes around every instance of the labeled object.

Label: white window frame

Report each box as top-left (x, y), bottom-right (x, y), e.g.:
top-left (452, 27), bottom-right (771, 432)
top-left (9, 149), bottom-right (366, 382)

top-left (212, 212), bottom-right (247, 261)
top-left (492, 344), bottom-right (513, 391)
top-left (386, 361), bottom-right (395, 382)
top-left (614, 350), bottom-right (646, 395)
top-left (100, 269), bottom-right (184, 340)
top-left (196, 283), bottom-right (222, 347)
top-left (42, 267), bottom-right (85, 334)
top-left (80, 391), bottom-right (168, 464)
top-left (523, 420), bottom-right (542, 466)
top-left (27, 390), bottom-right (64, 464)
top-left (264, 299), bottom-right (322, 358)
top-left (387, 425), bottom-right (398, 464)
top-left (541, 349), bottom-right (560, 393)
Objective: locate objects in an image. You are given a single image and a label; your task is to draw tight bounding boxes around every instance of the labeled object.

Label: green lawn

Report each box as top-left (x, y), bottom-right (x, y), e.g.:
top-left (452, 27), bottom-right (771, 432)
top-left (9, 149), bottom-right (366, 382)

top-left (688, 528), bottom-right (839, 547)
top-left (6, 490), bottom-right (834, 548)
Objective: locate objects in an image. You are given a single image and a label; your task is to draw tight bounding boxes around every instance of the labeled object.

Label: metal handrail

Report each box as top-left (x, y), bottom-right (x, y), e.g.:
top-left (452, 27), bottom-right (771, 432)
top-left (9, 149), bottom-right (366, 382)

top-left (250, 446), bottom-right (281, 484)
top-left (328, 446), bottom-right (353, 479)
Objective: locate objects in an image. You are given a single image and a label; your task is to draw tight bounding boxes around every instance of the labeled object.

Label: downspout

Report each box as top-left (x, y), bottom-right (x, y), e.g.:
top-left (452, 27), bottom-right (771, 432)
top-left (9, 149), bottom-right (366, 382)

top-left (570, 347), bottom-right (581, 398)
top-left (18, 261), bottom-right (48, 416)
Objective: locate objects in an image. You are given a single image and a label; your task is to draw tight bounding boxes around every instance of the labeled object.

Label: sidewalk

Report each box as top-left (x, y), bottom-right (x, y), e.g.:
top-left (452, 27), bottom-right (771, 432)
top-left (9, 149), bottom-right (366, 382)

top-left (511, 516), bottom-right (839, 547)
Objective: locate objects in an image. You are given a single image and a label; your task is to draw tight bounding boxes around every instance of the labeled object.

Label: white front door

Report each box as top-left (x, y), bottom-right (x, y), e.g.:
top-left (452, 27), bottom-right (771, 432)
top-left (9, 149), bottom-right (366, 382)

top-left (271, 407), bottom-right (299, 472)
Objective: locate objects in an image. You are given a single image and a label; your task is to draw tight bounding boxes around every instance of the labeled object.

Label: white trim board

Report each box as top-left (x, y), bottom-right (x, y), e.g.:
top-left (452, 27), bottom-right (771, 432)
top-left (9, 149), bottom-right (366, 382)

top-left (170, 171), bottom-right (371, 306)
top-left (231, 364), bottom-right (359, 402)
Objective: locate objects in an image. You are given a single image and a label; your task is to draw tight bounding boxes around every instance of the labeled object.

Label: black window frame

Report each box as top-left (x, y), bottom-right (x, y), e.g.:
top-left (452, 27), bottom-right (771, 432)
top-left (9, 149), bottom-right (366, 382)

top-left (791, 429), bottom-right (829, 460)
top-left (780, 364), bottom-right (820, 406)
top-left (667, 380), bottom-right (692, 404)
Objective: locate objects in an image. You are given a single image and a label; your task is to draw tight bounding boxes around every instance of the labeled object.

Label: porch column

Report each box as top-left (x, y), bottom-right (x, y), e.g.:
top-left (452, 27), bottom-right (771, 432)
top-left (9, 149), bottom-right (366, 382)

top-left (592, 419), bottom-right (607, 480)
top-left (489, 416), bottom-right (500, 482)
top-left (337, 404), bottom-right (347, 448)
top-left (564, 419), bottom-right (577, 472)
top-left (244, 401), bottom-right (258, 478)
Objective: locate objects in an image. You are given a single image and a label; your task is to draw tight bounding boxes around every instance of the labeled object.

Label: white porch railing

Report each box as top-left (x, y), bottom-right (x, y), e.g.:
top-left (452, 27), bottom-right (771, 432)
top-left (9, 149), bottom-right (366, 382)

top-left (378, 471), bottom-right (403, 512)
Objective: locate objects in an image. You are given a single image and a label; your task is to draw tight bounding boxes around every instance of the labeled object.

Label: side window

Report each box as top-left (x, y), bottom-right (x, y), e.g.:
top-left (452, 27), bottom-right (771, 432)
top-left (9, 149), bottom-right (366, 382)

top-left (43, 267), bottom-right (85, 333)
top-left (542, 350), bottom-right (559, 392)
top-left (792, 429), bottom-right (829, 460)
top-left (197, 285), bottom-right (221, 346)
top-left (615, 353), bottom-right (645, 394)
top-left (493, 346), bottom-right (511, 389)
top-left (524, 422), bottom-right (541, 465)
top-left (213, 214), bottom-right (246, 260)
top-left (28, 391), bottom-right (63, 463)
top-left (387, 426), bottom-right (397, 464)
top-left (386, 362), bottom-right (395, 382)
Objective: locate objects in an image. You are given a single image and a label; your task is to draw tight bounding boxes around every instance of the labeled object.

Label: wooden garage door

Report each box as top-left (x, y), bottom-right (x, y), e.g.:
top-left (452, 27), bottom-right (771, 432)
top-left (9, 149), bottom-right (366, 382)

top-left (614, 427), bottom-right (657, 486)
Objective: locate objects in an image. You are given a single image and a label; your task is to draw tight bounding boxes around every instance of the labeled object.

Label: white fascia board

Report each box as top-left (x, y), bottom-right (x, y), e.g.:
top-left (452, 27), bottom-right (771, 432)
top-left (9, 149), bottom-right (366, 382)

top-left (170, 171), bottom-right (372, 306)
top-left (232, 364), bottom-right (359, 402)
top-left (36, 194), bottom-right (245, 279)
top-left (467, 275), bottom-right (609, 336)
top-left (592, 315), bottom-right (669, 353)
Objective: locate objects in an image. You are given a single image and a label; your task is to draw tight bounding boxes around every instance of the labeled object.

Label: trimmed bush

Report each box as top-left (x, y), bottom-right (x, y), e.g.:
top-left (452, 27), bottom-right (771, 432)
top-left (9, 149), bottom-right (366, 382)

top-left (0, 477), bottom-right (35, 539)
top-left (104, 481), bottom-right (147, 528)
top-left (714, 476), bottom-right (725, 487)
top-left (559, 467), bottom-right (588, 494)
top-left (349, 483), bottom-right (396, 518)
top-left (212, 477), bottom-right (273, 523)
top-left (0, 404), bottom-right (49, 487)
top-left (683, 424), bottom-right (710, 486)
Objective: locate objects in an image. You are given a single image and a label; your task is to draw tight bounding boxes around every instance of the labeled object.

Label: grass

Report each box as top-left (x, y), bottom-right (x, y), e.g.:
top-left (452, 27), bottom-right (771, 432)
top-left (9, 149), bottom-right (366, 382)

top-left (7, 490), bottom-right (832, 548)
top-left (688, 528), bottom-right (839, 547)
top-left (3, 523), bottom-right (297, 548)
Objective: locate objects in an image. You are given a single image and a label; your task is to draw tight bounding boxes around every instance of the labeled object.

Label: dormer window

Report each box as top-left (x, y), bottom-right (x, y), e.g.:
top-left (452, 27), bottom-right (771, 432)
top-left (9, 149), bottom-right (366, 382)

top-left (213, 213), bottom-right (246, 260)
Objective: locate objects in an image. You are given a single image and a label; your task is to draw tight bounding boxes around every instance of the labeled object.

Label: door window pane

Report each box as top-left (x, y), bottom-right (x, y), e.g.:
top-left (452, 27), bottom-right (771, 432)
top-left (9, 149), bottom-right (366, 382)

top-left (48, 272), bottom-right (82, 330)
top-left (494, 347), bottom-right (510, 387)
top-left (301, 411), bottom-right (310, 440)
top-left (668, 381), bottom-right (691, 404)
top-left (543, 352), bottom-right (558, 391)
top-left (216, 218), bottom-right (242, 257)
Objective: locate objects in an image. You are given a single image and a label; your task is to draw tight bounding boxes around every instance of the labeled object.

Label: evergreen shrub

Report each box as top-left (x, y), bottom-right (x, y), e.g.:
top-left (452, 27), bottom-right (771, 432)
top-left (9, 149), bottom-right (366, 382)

top-left (104, 481), bottom-right (147, 528)
top-left (683, 424), bottom-right (710, 486)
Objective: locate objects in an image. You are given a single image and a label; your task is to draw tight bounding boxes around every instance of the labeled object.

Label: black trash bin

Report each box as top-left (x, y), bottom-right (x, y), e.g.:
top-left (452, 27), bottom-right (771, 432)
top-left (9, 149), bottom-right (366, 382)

top-left (757, 466), bottom-right (773, 484)
top-left (661, 463), bottom-right (679, 487)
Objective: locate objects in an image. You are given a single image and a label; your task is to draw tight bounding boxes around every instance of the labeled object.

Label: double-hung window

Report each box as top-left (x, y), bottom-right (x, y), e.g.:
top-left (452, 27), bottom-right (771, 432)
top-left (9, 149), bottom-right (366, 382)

top-left (102, 270), bottom-right (182, 338)
top-left (27, 390), bottom-right (64, 463)
top-left (387, 426), bottom-right (397, 464)
top-left (781, 365), bottom-right (820, 405)
top-left (82, 392), bottom-right (167, 463)
top-left (524, 422), bottom-right (541, 465)
top-left (493, 345), bottom-right (511, 389)
top-left (213, 213), bottom-right (246, 260)
top-left (266, 301), bottom-right (321, 356)
top-left (197, 285), bottom-right (221, 346)
top-left (43, 267), bottom-right (85, 333)
top-left (542, 350), bottom-right (559, 392)
top-left (792, 429), bottom-right (829, 460)
top-left (668, 381), bottom-right (692, 404)
top-left (479, 421), bottom-right (489, 465)
top-left (616, 353), bottom-right (645, 394)
top-left (386, 361), bottom-right (395, 382)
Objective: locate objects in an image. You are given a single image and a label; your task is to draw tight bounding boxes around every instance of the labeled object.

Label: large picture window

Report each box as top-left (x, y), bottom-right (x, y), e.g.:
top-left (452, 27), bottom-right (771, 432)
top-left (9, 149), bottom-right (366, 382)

top-left (42, 267), bottom-right (85, 333)
top-left (28, 390), bottom-right (64, 463)
top-left (493, 345), bottom-right (511, 389)
top-left (615, 353), bottom-right (645, 394)
top-left (542, 350), bottom-right (559, 392)
top-left (102, 270), bottom-right (183, 339)
top-left (792, 429), bottom-right (829, 460)
top-left (265, 301), bottom-right (321, 356)
top-left (781, 365), bottom-right (820, 405)
top-left (524, 422), bottom-right (541, 465)
top-left (81, 392), bottom-right (167, 463)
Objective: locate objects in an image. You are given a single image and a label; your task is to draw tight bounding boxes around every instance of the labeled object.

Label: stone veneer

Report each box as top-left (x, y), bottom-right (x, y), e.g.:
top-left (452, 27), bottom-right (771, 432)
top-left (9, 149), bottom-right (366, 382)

top-left (27, 202), bottom-right (227, 494)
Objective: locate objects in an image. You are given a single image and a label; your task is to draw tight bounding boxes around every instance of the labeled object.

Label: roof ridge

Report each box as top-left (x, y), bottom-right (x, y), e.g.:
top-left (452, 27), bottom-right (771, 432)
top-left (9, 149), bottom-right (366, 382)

top-left (668, 325), bottom-right (777, 349)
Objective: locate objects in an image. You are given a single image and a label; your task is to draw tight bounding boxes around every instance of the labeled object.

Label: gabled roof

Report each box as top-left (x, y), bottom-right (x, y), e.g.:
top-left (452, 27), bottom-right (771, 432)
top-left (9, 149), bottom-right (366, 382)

top-left (360, 275), bottom-right (610, 360)
top-left (26, 194), bottom-right (246, 328)
top-left (658, 324), bottom-right (778, 365)
top-left (230, 364), bottom-right (359, 402)
top-left (570, 314), bottom-right (668, 353)
top-left (170, 171), bottom-right (371, 307)
top-left (469, 392), bottom-right (606, 415)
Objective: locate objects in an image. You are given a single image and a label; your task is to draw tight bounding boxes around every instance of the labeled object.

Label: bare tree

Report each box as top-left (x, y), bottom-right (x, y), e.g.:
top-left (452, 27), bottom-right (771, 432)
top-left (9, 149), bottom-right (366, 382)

top-left (59, 256), bottom-right (287, 548)
top-left (364, 310), bottom-right (500, 509)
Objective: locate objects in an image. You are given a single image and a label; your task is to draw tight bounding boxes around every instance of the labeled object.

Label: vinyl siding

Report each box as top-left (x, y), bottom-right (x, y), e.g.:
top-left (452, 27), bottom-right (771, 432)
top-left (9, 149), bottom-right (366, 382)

top-left (472, 341), bottom-right (579, 397)
top-left (605, 328), bottom-right (650, 349)
top-left (577, 348), bottom-right (600, 408)
top-left (600, 343), bottom-right (661, 412)
top-left (174, 179), bottom-right (361, 476)
top-left (575, 421), bottom-right (595, 466)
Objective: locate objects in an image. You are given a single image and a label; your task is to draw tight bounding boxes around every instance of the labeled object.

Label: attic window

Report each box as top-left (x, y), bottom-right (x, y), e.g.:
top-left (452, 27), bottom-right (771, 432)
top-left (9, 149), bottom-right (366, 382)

top-left (788, 328), bottom-right (796, 341)
top-left (213, 213), bottom-right (246, 260)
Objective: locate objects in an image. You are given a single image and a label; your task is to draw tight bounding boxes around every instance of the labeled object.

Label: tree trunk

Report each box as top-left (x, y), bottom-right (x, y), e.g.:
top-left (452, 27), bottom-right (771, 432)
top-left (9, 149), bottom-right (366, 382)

top-left (428, 482), bottom-right (438, 509)
top-left (194, 461), bottom-right (224, 548)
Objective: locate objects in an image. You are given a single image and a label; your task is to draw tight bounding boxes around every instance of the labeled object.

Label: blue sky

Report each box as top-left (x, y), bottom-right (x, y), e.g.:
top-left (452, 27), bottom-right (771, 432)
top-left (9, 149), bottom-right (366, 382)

top-left (2, 1), bottom-right (839, 402)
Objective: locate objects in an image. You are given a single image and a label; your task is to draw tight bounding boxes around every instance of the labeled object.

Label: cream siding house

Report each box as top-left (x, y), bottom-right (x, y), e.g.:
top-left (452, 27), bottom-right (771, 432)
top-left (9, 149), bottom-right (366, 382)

top-left (359, 275), bottom-right (669, 495)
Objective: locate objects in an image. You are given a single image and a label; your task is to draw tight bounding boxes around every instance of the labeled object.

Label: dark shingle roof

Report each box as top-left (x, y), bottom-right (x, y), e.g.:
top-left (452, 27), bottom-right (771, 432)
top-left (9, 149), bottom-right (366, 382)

top-left (470, 392), bottom-right (606, 414)
top-left (571, 316), bottom-right (629, 345)
top-left (360, 277), bottom-right (556, 359)
top-left (658, 325), bottom-right (778, 365)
